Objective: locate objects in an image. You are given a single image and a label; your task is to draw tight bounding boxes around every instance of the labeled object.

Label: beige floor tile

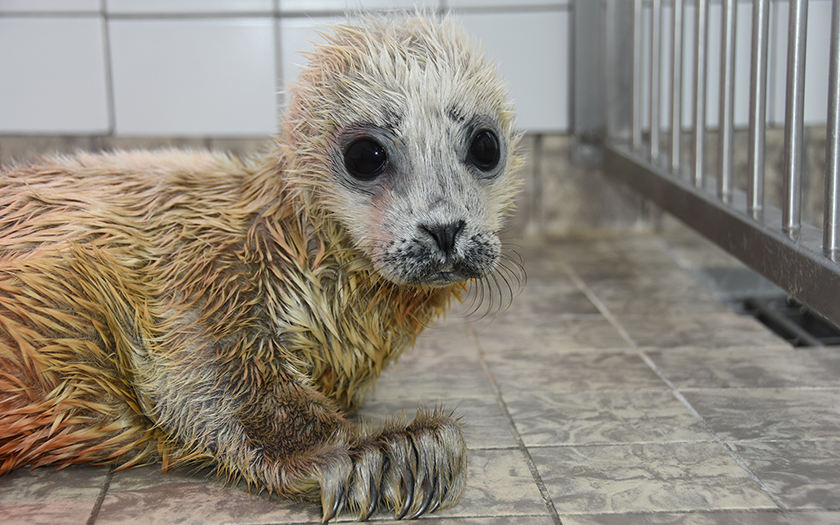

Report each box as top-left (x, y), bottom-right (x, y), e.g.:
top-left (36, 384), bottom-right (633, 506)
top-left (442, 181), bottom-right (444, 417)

top-left (683, 390), bottom-right (840, 441)
top-left (559, 511), bottom-right (790, 524)
top-left (0, 136), bottom-right (95, 166)
top-left (371, 517), bottom-right (555, 525)
top-left (732, 441), bottom-right (840, 511)
top-left (476, 316), bottom-right (632, 354)
top-left (486, 352), bottom-right (667, 395)
top-left (96, 465), bottom-right (319, 525)
top-left (505, 391), bottom-right (712, 446)
top-left (431, 448), bottom-right (549, 518)
top-left (615, 313), bottom-right (789, 349)
top-left (646, 347), bottom-right (840, 389)
top-left (788, 511), bottom-right (840, 525)
top-left (0, 466), bottom-right (108, 525)
top-left (373, 349), bottom-right (495, 401)
top-left (357, 397), bottom-right (518, 450)
top-left (531, 443), bottom-right (778, 514)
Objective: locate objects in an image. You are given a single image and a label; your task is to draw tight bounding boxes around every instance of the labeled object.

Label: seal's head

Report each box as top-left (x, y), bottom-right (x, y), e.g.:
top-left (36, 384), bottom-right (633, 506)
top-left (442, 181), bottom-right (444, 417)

top-left (283, 15), bottom-right (523, 287)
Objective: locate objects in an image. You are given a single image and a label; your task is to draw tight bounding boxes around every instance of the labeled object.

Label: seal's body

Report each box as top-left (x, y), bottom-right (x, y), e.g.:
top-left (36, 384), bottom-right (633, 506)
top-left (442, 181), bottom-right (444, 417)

top-left (0, 15), bottom-right (522, 522)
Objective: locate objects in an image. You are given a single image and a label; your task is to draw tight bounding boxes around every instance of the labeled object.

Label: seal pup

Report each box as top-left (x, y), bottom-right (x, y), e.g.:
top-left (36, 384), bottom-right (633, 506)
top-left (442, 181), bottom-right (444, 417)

top-left (0, 14), bottom-right (523, 522)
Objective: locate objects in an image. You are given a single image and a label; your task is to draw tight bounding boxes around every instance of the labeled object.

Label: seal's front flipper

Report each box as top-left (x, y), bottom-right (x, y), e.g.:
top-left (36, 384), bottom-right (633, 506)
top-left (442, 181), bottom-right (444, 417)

top-left (315, 407), bottom-right (466, 522)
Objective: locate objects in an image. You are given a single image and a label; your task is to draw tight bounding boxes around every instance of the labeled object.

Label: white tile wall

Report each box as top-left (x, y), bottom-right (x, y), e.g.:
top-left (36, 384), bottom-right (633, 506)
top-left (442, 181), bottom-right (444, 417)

top-left (0, 1), bottom-right (834, 137)
top-left (278, 16), bottom-right (344, 97)
top-left (458, 10), bottom-right (569, 133)
top-left (108, 18), bottom-right (277, 136)
top-left (0, 17), bottom-right (110, 134)
top-left (105, 0), bottom-right (274, 15)
top-left (278, 0), bottom-right (438, 12)
top-left (0, 0), bottom-right (100, 13)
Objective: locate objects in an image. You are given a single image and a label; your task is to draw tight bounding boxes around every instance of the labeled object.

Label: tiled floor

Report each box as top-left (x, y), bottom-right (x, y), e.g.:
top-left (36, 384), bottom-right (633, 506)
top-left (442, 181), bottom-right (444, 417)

top-left (2, 223), bottom-right (839, 525)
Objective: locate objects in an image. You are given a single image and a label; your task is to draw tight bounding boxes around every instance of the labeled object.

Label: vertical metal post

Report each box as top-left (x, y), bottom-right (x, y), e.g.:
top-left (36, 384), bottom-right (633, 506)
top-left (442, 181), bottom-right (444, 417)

top-left (748, 0), bottom-right (770, 220)
top-left (633, 0), bottom-right (645, 153)
top-left (650, 0), bottom-right (662, 162)
top-left (825, 0), bottom-right (840, 259)
top-left (605, 0), bottom-right (636, 143)
top-left (717, 0), bottom-right (737, 203)
top-left (692, 0), bottom-right (709, 188)
top-left (783, 0), bottom-right (809, 237)
top-left (670, 0), bottom-right (684, 173)
top-left (571, 0), bottom-right (606, 166)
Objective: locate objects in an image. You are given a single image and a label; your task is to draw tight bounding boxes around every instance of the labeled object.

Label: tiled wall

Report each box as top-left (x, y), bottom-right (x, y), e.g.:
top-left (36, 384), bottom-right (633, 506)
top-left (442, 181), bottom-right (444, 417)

top-left (0, 1), bottom-right (835, 137)
top-left (0, 0), bottom-right (570, 136)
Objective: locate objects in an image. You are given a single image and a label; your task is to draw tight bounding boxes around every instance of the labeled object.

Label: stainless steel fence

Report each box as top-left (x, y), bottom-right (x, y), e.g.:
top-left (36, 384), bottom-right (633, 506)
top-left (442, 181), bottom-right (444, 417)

top-left (573, 0), bottom-right (840, 327)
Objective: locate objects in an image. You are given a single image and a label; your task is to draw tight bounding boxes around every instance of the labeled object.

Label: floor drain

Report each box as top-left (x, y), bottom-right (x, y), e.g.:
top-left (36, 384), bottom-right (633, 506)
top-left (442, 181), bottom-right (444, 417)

top-left (741, 297), bottom-right (840, 347)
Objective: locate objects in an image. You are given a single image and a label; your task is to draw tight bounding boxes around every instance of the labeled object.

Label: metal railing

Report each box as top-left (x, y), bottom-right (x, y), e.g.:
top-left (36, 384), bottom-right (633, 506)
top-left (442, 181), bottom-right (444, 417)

top-left (573, 0), bottom-right (840, 327)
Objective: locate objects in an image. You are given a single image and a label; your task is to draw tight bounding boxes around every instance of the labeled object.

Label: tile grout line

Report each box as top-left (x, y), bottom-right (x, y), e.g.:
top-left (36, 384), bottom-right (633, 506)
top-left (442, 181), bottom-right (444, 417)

top-left (637, 351), bottom-right (792, 516)
top-left (86, 466), bottom-right (113, 525)
top-left (466, 322), bottom-right (564, 525)
top-left (550, 244), bottom-right (792, 517)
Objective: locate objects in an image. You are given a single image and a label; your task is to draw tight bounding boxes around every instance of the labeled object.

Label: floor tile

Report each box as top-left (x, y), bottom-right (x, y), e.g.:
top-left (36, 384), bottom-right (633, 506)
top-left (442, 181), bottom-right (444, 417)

top-left (475, 316), bottom-right (631, 354)
top-left (497, 279), bottom-right (603, 319)
top-left (531, 443), bottom-right (778, 514)
top-left (96, 465), bottom-right (319, 525)
top-left (647, 347), bottom-right (840, 389)
top-left (732, 440), bottom-right (840, 511)
top-left (371, 517), bottom-right (555, 525)
top-left (559, 511), bottom-right (791, 524)
top-left (0, 466), bottom-right (107, 525)
top-left (585, 275), bottom-right (731, 317)
top-left (357, 397), bottom-right (518, 450)
top-left (684, 390), bottom-right (840, 441)
top-left (615, 313), bottom-right (788, 349)
top-left (505, 390), bottom-right (712, 446)
top-left (486, 352), bottom-right (667, 395)
top-left (373, 350), bottom-right (495, 401)
top-left (788, 511), bottom-right (840, 524)
top-left (431, 448), bottom-right (549, 518)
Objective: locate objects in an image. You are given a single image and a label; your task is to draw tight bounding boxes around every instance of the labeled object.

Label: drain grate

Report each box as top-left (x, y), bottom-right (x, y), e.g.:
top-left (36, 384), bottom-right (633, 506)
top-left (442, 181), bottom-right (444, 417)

top-left (741, 297), bottom-right (840, 347)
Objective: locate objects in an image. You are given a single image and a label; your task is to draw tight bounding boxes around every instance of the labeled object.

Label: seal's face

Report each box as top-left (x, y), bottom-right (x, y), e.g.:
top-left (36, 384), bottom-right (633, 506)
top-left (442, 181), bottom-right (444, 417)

top-left (286, 17), bottom-right (522, 287)
top-left (328, 108), bottom-right (512, 286)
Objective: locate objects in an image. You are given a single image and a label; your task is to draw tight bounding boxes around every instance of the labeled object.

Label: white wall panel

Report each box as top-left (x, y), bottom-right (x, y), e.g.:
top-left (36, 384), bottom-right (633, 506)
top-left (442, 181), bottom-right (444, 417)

top-left (105, 0), bottom-right (274, 15)
top-left (0, 0), bottom-right (100, 13)
top-left (458, 10), bottom-right (569, 132)
top-left (278, 0), bottom-right (438, 13)
top-left (0, 17), bottom-right (110, 134)
top-left (109, 18), bottom-right (277, 136)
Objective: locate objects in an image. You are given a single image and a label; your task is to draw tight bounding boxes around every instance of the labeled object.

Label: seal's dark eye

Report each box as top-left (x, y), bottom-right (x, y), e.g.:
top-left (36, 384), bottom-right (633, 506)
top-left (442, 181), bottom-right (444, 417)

top-left (467, 129), bottom-right (501, 172)
top-left (344, 138), bottom-right (387, 180)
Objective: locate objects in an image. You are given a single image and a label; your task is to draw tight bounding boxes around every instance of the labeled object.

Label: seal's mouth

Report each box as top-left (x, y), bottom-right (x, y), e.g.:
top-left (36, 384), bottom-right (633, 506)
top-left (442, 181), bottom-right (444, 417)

top-left (422, 271), bottom-right (467, 286)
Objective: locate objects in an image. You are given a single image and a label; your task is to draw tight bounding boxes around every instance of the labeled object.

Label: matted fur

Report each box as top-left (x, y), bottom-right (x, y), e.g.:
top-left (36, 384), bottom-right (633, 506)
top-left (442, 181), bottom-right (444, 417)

top-left (0, 14), bottom-right (522, 522)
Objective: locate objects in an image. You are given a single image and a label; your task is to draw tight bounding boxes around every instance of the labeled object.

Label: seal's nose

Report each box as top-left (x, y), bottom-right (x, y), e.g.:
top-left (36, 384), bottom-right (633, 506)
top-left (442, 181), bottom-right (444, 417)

top-left (422, 220), bottom-right (465, 255)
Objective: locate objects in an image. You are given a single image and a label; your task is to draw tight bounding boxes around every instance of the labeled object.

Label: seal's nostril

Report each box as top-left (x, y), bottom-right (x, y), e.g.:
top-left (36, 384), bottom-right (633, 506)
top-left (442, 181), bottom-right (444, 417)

top-left (422, 221), bottom-right (465, 254)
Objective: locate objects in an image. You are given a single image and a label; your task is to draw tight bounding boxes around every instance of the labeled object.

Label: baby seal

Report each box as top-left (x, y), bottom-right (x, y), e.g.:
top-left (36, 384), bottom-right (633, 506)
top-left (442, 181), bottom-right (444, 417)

top-left (0, 14), bottom-right (522, 522)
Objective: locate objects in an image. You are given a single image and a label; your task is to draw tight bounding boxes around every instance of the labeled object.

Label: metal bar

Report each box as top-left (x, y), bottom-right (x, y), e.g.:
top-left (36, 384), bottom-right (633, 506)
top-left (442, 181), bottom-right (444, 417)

top-left (782, 0), bottom-right (809, 237)
top-left (717, 0), bottom-right (737, 204)
top-left (748, 0), bottom-right (770, 220)
top-left (633, 0), bottom-right (645, 152)
top-left (825, 0), bottom-right (840, 259)
top-left (605, 143), bottom-right (840, 328)
top-left (670, 0), bottom-right (684, 173)
top-left (604, 0), bottom-right (636, 143)
top-left (571, 0), bottom-right (606, 166)
top-left (692, 0), bottom-right (708, 187)
top-left (650, 0), bottom-right (662, 162)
